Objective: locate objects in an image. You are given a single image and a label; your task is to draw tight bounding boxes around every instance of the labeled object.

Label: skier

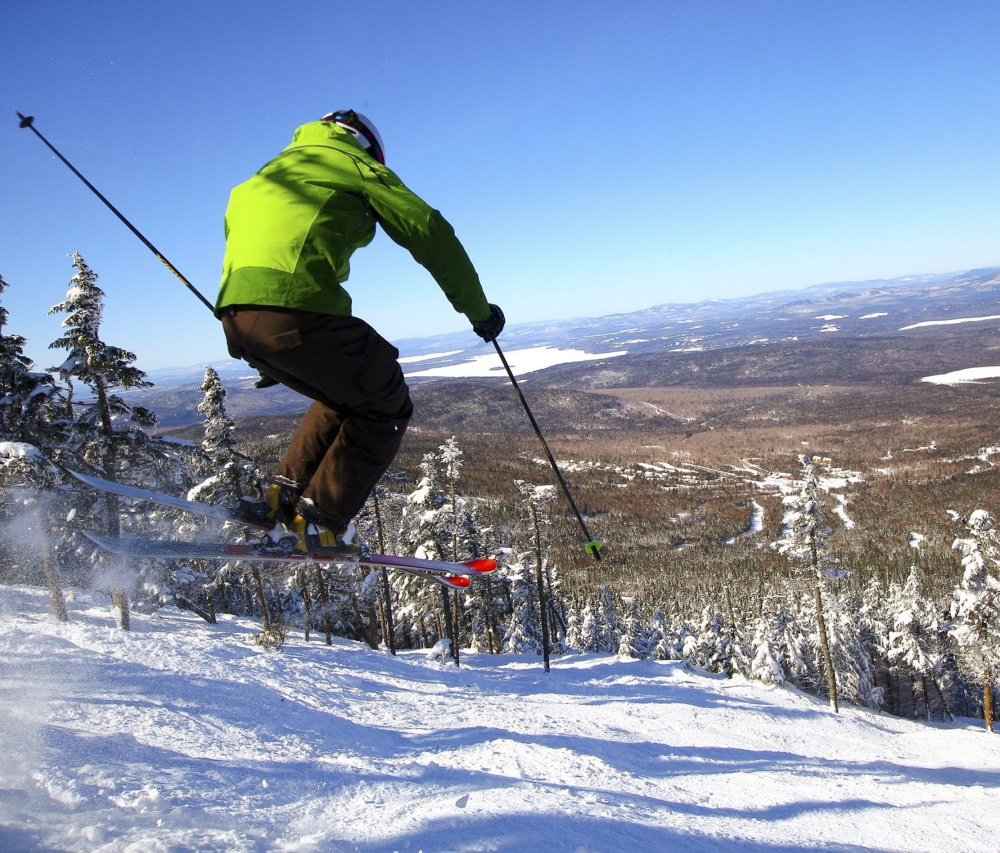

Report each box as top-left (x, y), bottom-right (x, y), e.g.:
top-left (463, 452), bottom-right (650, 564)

top-left (216, 110), bottom-right (504, 552)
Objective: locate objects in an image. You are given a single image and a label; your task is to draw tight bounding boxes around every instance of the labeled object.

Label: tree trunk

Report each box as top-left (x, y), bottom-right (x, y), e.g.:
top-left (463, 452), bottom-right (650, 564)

top-left (813, 583), bottom-right (838, 713)
top-left (370, 497), bottom-right (397, 655)
top-left (298, 568), bottom-right (312, 642)
top-left (984, 669), bottom-right (994, 734)
top-left (41, 544), bottom-right (68, 623)
top-left (440, 587), bottom-right (458, 665)
top-left (251, 566), bottom-right (270, 631)
top-left (484, 577), bottom-right (499, 655)
top-left (313, 565), bottom-right (332, 644)
top-left (380, 569), bottom-right (397, 655)
top-left (530, 504), bottom-right (551, 673)
top-left (111, 589), bottom-right (131, 631)
top-left (931, 677), bottom-right (954, 722)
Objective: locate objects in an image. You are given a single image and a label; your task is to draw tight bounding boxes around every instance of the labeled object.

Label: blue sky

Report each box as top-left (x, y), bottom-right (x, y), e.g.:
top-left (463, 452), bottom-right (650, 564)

top-left (3, 1), bottom-right (999, 371)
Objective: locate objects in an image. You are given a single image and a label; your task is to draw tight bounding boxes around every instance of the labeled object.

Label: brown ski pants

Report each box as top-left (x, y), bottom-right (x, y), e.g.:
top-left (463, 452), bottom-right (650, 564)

top-left (220, 306), bottom-right (413, 533)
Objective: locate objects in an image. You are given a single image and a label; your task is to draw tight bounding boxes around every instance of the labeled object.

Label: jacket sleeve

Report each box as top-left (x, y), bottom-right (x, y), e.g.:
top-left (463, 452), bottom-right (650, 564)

top-left (360, 166), bottom-right (491, 322)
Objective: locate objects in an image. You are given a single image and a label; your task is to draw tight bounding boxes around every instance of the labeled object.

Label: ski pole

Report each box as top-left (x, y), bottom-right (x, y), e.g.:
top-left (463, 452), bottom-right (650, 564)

top-left (492, 338), bottom-right (602, 560)
top-left (15, 112), bottom-right (215, 314)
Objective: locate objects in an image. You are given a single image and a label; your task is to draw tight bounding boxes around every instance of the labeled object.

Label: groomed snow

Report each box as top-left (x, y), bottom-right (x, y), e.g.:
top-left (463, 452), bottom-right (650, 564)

top-left (2, 586), bottom-right (998, 852)
top-left (403, 346), bottom-right (626, 379)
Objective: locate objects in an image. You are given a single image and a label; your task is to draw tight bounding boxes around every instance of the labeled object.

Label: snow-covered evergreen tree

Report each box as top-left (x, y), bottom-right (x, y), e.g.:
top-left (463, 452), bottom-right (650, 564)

top-left (48, 253), bottom-right (157, 516)
top-left (566, 600), bottom-right (600, 653)
top-left (774, 455), bottom-right (842, 711)
top-left (596, 585), bottom-right (622, 654)
top-left (950, 510), bottom-right (1000, 731)
top-left (0, 273), bottom-right (63, 454)
top-left (886, 567), bottom-right (949, 719)
top-left (191, 365), bottom-right (261, 505)
top-left (827, 591), bottom-right (882, 709)
top-left (47, 254), bottom-right (171, 628)
top-left (650, 608), bottom-right (683, 661)
top-left (617, 598), bottom-right (649, 659)
top-left (749, 607), bottom-right (788, 686)
top-left (502, 561), bottom-right (543, 655)
top-left (693, 606), bottom-right (739, 674)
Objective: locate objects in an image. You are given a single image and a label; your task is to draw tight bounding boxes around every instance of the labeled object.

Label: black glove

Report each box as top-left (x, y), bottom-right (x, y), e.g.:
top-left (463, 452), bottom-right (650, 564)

top-left (472, 304), bottom-right (505, 342)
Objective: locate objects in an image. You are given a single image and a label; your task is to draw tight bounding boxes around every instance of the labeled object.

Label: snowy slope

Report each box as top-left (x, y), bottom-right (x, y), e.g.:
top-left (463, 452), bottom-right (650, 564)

top-left (1, 585), bottom-right (998, 853)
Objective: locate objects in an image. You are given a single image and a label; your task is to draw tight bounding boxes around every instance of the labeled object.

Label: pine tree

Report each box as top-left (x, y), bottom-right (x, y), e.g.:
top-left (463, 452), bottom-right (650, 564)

top-left (774, 455), bottom-right (842, 711)
top-left (193, 365), bottom-right (260, 501)
top-left (950, 510), bottom-right (1000, 732)
top-left (650, 608), bottom-right (682, 661)
top-left (566, 601), bottom-right (600, 653)
top-left (516, 480), bottom-right (560, 670)
top-left (596, 585), bottom-right (623, 654)
top-left (0, 272), bottom-right (71, 619)
top-left (48, 253), bottom-right (157, 629)
top-left (502, 561), bottom-right (543, 655)
top-left (827, 590), bottom-right (882, 709)
top-left (749, 606), bottom-right (787, 686)
top-left (617, 598), bottom-right (649, 659)
top-left (886, 567), bottom-right (949, 719)
top-left (48, 253), bottom-right (155, 516)
top-left (0, 273), bottom-right (63, 451)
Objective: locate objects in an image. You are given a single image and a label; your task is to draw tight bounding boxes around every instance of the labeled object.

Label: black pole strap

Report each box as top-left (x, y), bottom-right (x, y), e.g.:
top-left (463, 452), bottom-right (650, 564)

top-left (16, 112), bottom-right (216, 314)
top-left (492, 338), bottom-right (602, 560)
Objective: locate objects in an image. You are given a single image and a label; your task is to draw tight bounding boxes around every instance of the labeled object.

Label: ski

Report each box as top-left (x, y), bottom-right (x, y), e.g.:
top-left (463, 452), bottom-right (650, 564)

top-left (82, 532), bottom-right (496, 590)
top-left (64, 467), bottom-right (275, 531)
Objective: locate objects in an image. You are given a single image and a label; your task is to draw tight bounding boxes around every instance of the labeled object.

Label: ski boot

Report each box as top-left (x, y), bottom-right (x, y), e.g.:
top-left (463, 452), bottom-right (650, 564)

top-left (237, 482), bottom-right (300, 525)
top-left (289, 504), bottom-right (361, 558)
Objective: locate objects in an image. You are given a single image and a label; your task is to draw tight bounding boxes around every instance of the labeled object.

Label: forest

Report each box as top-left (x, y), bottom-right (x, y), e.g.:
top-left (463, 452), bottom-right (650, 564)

top-left (1, 255), bottom-right (998, 734)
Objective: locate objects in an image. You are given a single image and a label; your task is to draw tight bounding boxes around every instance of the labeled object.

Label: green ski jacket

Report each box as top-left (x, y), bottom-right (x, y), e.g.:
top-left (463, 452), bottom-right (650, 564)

top-left (216, 121), bottom-right (491, 323)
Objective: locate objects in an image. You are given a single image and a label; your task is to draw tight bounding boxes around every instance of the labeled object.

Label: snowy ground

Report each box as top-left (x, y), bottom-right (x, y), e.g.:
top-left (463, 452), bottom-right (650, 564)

top-left (1, 586), bottom-right (998, 853)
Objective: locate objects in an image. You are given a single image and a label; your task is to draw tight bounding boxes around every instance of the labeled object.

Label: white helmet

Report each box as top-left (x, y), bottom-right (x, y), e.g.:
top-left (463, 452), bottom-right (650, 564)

top-left (321, 109), bottom-right (385, 164)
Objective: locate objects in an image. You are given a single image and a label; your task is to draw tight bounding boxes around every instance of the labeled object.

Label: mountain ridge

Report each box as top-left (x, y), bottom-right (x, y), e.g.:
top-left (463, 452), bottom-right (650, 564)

top-left (133, 266), bottom-right (1000, 427)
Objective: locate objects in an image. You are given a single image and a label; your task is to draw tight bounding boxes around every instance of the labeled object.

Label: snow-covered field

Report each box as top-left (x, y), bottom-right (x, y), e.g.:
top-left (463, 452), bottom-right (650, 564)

top-left (921, 366), bottom-right (1000, 385)
top-left (403, 346), bottom-right (626, 379)
top-left (1, 585), bottom-right (998, 853)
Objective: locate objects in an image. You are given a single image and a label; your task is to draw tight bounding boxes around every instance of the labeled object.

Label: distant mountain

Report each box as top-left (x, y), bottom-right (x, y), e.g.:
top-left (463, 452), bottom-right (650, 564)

top-left (133, 266), bottom-right (1000, 427)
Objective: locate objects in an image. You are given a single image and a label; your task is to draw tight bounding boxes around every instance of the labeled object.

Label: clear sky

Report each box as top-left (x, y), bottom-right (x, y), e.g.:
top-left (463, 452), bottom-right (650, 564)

top-left (3, 1), bottom-right (999, 371)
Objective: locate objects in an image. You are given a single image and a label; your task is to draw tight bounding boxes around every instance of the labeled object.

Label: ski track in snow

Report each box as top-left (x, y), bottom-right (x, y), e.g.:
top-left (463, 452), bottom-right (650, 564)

top-left (1, 585), bottom-right (999, 853)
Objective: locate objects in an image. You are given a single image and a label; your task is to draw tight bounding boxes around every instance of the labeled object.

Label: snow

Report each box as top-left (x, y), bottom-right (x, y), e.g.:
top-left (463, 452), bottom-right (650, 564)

top-left (2, 585), bottom-right (999, 853)
top-left (403, 346), bottom-right (627, 379)
top-left (921, 366), bottom-right (1000, 385)
top-left (397, 350), bottom-right (464, 364)
top-left (901, 314), bottom-right (1000, 331)
top-left (0, 442), bottom-right (44, 460)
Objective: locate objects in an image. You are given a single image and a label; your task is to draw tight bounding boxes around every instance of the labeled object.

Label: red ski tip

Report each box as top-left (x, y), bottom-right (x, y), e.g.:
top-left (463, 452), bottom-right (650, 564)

top-left (446, 575), bottom-right (471, 587)
top-left (467, 558), bottom-right (497, 573)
